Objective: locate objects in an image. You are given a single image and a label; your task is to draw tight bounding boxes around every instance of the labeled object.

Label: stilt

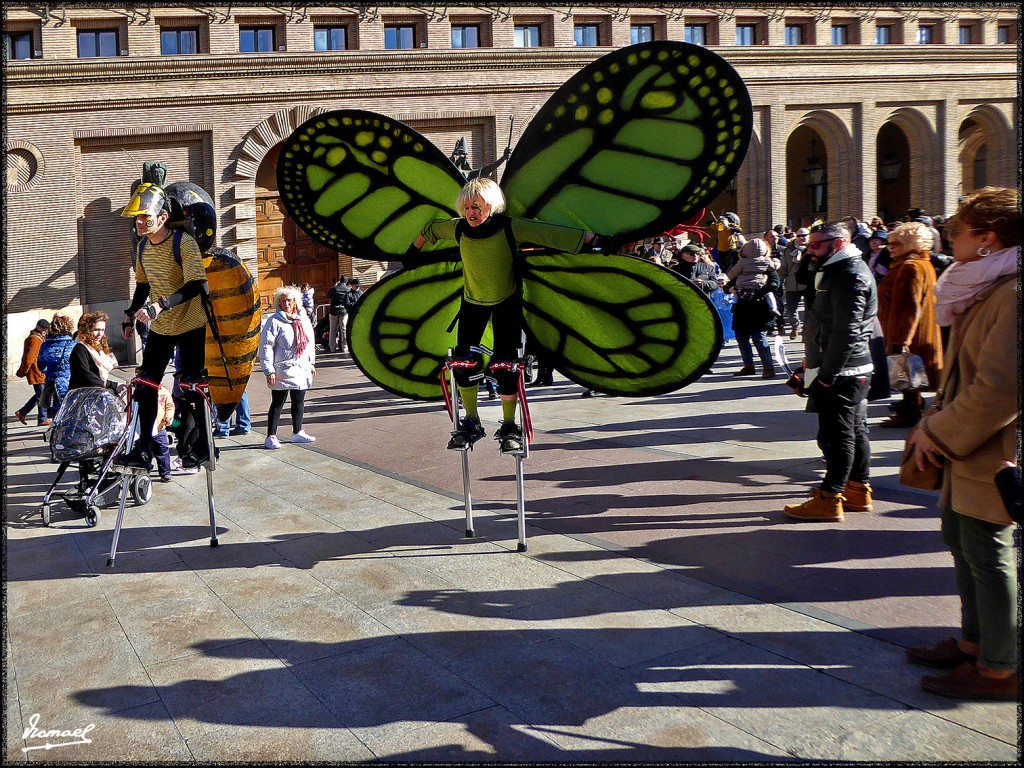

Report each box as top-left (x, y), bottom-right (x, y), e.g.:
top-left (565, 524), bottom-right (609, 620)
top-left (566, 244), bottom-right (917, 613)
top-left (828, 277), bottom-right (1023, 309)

top-left (196, 383), bottom-right (220, 547)
top-left (107, 395), bottom-right (141, 568)
top-left (448, 348), bottom-right (475, 537)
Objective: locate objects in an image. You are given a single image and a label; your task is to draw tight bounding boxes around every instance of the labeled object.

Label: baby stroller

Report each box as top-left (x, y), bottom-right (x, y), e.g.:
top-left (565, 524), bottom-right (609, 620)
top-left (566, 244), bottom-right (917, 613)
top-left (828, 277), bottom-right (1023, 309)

top-left (39, 387), bottom-right (152, 527)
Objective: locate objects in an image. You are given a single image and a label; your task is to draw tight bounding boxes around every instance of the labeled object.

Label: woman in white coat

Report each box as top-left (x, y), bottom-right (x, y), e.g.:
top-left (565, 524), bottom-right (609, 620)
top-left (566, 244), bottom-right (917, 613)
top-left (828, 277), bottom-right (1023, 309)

top-left (260, 285), bottom-right (316, 449)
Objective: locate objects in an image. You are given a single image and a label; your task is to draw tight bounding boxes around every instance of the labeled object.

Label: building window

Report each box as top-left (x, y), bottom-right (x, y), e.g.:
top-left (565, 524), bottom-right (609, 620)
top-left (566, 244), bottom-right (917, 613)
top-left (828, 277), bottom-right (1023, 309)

top-left (4, 31), bottom-right (35, 59)
top-left (160, 28), bottom-right (198, 55)
top-left (684, 24), bottom-right (706, 45)
top-left (514, 24), bottom-right (542, 48)
top-left (785, 25), bottom-right (804, 45)
top-left (451, 24), bottom-right (480, 48)
top-left (831, 25), bottom-right (849, 45)
top-left (384, 24), bottom-right (415, 49)
top-left (314, 26), bottom-right (348, 50)
top-left (630, 23), bottom-right (654, 44)
top-left (876, 25), bottom-right (893, 44)
top-left (958, 25), bottom-right (974, 44)
top-left (917, 25), bottom-right (934, 44)
top-left (736, 24), bottom-right (757, 46)
top-left (77, 29), bottom-right (119, 57)
top-left (997, 25), bottom-right (1011, 44)
top-left (240, 26), bottom-right (275, 52)
top-left (574, 23), bottom-right (600, 47)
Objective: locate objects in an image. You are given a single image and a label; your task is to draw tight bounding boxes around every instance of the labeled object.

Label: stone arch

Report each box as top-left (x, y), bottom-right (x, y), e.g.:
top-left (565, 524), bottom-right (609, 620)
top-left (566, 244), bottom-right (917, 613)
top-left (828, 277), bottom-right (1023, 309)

top-left (788, 110), bottom-right (856, 223)
top-left (736, 120), bottom-right (767, 233)
top-left (879, 106), bottom-right (942, 215)
top-left (228, 105), bottom-right (329, 264)
top-left (959, 104), bottom-right (1015, 192)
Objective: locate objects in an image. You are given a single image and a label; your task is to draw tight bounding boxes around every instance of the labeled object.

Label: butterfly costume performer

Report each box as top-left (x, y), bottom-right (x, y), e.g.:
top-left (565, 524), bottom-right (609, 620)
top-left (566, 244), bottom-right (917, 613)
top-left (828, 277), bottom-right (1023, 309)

top-left (277, 41), bottom-right (753, 451)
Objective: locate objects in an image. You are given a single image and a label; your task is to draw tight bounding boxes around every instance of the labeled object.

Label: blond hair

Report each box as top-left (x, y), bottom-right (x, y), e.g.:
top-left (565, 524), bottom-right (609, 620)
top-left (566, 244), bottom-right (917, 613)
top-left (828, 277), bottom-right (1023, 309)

top-left (273, 284), bottom-right (303, 309)
top-left (950, 186), bottom-right (1021, 248)
top-left (455, 177), bottom-right (506, 217)
top-left (888, 221), bottom-right (932, 254)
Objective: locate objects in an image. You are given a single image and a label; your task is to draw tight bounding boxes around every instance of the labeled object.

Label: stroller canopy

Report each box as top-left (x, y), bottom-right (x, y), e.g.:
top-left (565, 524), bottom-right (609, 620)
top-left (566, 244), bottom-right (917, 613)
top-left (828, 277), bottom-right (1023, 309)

top-left (50, 387), bottom-right (126, 462)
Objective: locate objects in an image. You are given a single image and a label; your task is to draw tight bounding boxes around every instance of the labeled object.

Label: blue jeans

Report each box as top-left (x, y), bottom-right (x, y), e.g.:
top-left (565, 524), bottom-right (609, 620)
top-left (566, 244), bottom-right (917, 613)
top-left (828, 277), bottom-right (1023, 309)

top-left (941, 505), bottom-right (1019, 671)
top-left (20, 383), bottom-right (48, 422)
top-left (152, 430), bottom-right (171, 477)
top-left (735, 329), bottom-right (773, 369)
top-left (217, 391), bottom-right (251, 434)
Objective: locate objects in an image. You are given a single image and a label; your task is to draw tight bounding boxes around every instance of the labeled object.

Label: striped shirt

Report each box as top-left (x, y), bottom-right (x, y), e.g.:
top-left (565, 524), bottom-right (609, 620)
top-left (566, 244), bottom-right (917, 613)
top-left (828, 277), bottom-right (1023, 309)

top-left (135, 232), bottom-right (208, 335)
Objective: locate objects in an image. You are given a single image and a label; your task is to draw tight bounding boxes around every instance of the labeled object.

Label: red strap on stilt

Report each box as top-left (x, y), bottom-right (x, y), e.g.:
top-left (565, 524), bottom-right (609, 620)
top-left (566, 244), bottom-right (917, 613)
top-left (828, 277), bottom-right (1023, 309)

top-left (488, 360), bottom-right (534, 446)
top-left (440, 358), bottom-right (479, 422)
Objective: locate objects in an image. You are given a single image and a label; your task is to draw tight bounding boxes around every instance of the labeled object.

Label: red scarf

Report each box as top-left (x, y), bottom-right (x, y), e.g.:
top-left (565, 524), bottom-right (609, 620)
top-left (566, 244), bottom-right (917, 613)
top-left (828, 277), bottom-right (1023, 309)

top-left (278, 308), bottom-right (309, 356)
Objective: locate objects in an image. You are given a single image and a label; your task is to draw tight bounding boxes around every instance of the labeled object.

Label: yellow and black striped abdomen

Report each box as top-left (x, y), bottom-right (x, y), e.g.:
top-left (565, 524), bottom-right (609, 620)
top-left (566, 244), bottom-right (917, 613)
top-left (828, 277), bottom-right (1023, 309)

top-left (203, 247), bottom-right (260, 417)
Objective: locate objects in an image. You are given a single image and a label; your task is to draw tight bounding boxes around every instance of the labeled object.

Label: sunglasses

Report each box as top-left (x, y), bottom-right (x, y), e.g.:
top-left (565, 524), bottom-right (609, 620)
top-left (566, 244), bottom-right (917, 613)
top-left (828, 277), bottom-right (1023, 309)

top-left (806, 237), bottom-right (837, 250)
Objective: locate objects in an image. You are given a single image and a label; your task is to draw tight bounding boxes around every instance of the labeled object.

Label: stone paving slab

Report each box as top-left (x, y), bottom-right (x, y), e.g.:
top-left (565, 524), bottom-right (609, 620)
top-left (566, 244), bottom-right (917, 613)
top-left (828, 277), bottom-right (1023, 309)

top-left (4, 356), bottom-right (1019, 762)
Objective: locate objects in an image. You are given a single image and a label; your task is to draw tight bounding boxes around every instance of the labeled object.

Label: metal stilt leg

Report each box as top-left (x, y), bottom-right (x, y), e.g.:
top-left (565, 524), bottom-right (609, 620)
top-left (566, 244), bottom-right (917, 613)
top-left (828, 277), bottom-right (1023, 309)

top-left (515, 454), bottom-right (527, 552)
top-left (107, 400), bottom-right (141, 568)
top-left (448, 348), bottom-right (475, 538)
top-left (194, 381), bottom-right (219, 547)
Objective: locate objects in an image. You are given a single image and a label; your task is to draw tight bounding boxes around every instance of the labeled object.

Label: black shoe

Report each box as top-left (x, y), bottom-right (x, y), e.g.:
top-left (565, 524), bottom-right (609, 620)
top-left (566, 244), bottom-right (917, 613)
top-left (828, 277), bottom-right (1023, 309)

top-left (528, 378), bottom-right (553, 388)
top-left (158, 474), bottom-right (172, 483)
top-left (495, 421), bottom-right (525, 455)
top-left (181, 446), bottom-right (216, 469)
top-left (114, 447), bottom-right (152, 470)
top-left (447, 416), bottom-right (486, 451)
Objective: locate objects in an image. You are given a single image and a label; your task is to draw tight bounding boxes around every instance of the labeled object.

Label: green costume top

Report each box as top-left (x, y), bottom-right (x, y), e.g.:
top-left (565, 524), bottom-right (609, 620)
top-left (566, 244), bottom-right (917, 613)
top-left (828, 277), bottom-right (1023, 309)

top-left (421, 214), bottom-right (588, 306)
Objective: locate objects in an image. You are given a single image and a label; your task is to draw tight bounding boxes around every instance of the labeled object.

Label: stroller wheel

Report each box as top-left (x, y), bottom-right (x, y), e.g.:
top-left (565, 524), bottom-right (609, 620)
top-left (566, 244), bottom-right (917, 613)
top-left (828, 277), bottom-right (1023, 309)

top-left (85, 505), bottom-right (100, 527)
top-left (41, 503), bottom-right (51, 527)
top-left (131, 474), bottom-right (153, 506)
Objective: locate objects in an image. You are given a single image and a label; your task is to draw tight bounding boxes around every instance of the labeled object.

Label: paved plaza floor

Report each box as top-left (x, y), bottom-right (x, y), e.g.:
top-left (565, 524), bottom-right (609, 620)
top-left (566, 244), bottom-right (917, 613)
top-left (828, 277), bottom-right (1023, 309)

top-left (3, 338), bottom-right (1019, 762)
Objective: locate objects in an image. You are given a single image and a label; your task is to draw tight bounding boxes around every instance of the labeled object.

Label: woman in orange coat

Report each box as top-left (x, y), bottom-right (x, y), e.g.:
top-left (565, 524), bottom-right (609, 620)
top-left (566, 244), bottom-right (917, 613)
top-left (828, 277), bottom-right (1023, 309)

top-left (877, 221), bottom-right (943, 427)
top-left (15, 319), bottom-right (51, 425)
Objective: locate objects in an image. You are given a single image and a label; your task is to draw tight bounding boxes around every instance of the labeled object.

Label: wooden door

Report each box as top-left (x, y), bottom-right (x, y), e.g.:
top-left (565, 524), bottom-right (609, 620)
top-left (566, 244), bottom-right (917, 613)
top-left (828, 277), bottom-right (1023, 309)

top-left (255, 191), bottom-right (339, 313)
top-left (256, 192), bottom-right (288, 311)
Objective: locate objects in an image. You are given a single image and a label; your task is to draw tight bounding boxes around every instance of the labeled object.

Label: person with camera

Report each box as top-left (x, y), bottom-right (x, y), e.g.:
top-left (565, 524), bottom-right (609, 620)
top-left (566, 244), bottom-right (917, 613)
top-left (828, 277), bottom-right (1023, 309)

top-left (783, 222), bottom-right (877, 523)
top-left (326, 276), bottom-right (350, 353)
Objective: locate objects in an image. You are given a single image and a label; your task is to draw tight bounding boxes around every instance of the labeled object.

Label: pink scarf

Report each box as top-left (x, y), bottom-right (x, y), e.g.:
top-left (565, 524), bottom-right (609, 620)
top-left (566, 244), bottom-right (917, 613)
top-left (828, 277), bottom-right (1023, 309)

top-left (933, 246), bottom-right (1019, 326)
top-left (278, 308), bottom-right (309, 356)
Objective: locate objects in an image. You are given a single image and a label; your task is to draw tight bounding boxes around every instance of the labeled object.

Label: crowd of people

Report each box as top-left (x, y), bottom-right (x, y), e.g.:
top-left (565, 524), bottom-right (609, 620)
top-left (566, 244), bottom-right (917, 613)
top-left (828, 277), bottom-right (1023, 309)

top-left (12, 185), bottom-right (1019, 701)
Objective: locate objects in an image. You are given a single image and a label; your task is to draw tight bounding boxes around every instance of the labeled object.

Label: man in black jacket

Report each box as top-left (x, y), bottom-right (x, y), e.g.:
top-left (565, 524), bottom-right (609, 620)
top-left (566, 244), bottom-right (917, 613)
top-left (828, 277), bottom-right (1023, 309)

top-left (327, 276), bottom-right (350, 353)
top-left (784, 222), bottom-right (878, 523)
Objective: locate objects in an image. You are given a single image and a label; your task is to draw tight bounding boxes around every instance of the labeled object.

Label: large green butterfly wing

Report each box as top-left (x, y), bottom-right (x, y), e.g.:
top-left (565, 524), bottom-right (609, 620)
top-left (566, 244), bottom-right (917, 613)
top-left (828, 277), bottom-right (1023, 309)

top-left (523, 254), bottom-right (722, 396)
top-left (347, 262), bottom-right (494, 402)
top-left (276, 110), bottom-right (463, 261)
top-left (502, 41), bottom-right (752, 243)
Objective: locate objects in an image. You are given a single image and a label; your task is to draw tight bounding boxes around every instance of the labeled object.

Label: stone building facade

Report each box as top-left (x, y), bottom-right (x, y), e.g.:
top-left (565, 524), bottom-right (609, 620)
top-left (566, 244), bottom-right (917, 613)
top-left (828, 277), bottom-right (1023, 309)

top-left (3, 4), bottom-right (1019, 371)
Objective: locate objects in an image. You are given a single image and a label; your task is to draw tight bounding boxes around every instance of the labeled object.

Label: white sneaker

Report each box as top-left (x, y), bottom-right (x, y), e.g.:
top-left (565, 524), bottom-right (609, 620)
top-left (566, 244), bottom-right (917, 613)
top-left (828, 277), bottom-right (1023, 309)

top-left (265, 435), bottom-right (281, 450)
top-left (291, 430), bottom-right (316, 443)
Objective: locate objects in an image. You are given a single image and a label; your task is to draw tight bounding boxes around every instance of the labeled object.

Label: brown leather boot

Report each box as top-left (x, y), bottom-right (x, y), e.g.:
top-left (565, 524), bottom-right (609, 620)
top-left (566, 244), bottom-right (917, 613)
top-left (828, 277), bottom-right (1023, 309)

top-left (732, 365), bottom-right (756, 376)
top-left (784, 488), bottom-right (844, 522)
top-left (761, 366), bottom-right (776, 379)
top-left (843, 480), bottom-right (873, 511)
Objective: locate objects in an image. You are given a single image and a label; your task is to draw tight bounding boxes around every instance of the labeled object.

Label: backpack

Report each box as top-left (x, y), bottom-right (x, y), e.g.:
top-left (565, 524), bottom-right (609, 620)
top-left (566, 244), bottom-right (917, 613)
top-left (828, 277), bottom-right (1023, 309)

top-left (137, 229), bottom-right (185, 268)
top-left (343, 288), bottom-right (362, 310)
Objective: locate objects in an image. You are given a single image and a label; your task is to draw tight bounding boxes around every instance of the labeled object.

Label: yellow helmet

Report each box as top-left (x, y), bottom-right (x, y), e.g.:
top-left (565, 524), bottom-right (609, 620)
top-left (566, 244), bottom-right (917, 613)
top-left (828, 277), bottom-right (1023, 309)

top-left (121, 183), bottom-right (169, 218)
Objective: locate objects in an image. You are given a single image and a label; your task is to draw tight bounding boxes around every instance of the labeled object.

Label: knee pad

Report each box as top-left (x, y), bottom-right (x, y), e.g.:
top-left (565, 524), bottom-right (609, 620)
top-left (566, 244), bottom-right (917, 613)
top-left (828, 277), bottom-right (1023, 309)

top-left (493, 368), bottom-right (519, 396)
top-left (451, 347), bottom-right (485, 389)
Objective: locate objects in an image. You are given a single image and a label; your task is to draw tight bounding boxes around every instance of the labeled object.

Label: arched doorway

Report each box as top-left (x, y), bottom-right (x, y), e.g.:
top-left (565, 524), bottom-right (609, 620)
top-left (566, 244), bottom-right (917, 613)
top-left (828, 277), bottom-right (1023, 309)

top-left (253, 143), bottom-right (349, 312)
top-left (875, 122), bottom-right (911, 223)
top-left (786, 126), bottom-right (828, 228)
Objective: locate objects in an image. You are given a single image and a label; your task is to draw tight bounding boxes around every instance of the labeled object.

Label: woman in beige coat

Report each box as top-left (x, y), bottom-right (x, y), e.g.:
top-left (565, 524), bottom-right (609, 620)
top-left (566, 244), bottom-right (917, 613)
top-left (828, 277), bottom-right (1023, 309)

top-left (905, 187), bottom-right (1020, 701)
